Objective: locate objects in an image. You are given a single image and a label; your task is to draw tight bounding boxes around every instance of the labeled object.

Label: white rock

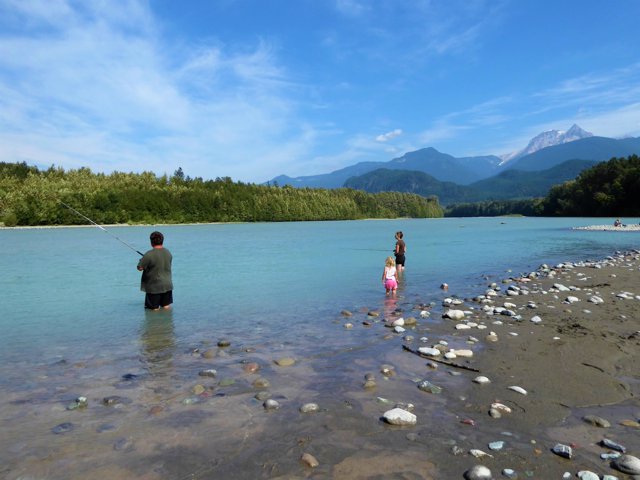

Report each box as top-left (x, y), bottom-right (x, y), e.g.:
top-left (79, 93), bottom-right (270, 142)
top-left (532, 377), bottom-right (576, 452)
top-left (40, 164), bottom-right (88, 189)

top-left (444, 351), bottom-right (457, 359)
top-left (418, 347), bottom-right (441, 357)
top-left (469, 449), bottom-right (493, 458)
top-left (577, 471), bottom-right (599, 480)
top-left (566, 296), bottom-right (580, 303)
top-left (530, 315), bottom-right (542, 324)
top-left (392, 318), bottom-right (405, 327)
top-left (383, 408), bottom-right (416, 426)
top-left (508, 385), bottom-right (527, 395)
top-left (393, 326), bottom-right (405, 333)
top-left (473, 376), bottom-right (490, 384)
top-left (554, 283), bottom-right (570, 291)
top-left (443, 309), bottom-right (465, 320)
top-left (464, 465), bottom-right (492, 480)
top-left (589, 295), bottom-right (604, 304)
top-left (491, 402), bottom-right (512, 414)
top-left (455, 324), bottom-right (471, 330)
top-left (453, 349), bottom-right (474, 358)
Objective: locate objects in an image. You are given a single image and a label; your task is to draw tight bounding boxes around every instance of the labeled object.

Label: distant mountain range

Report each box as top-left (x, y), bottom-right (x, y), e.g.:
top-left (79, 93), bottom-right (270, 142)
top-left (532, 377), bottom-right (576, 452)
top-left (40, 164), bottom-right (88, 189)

top-left (268, 125), bottom-right (640, 205)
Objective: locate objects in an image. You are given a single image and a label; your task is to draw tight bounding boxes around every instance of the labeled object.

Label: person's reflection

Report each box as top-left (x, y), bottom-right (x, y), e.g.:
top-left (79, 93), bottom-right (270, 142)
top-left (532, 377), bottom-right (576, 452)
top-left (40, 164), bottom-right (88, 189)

top-left (141, 309), bottom-right (175, 378)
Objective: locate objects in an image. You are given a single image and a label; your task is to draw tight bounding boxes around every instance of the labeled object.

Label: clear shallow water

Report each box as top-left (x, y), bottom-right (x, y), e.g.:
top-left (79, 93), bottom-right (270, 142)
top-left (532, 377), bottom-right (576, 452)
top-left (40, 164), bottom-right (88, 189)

top-left (2, 217), bottom-right (638, 365)
top-left (1, 217), bottom-right (639, 479)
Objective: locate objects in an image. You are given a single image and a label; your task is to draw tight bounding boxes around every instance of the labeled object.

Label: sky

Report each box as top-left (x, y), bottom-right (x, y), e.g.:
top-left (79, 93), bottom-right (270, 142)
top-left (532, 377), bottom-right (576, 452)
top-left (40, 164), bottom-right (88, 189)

top-left (1, 0), bottom-right (639, 183)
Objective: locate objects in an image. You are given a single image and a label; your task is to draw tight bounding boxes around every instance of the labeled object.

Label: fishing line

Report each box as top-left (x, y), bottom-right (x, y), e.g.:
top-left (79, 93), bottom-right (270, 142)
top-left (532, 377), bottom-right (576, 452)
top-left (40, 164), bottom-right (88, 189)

top-left (59, 201), bottom-right (144, 256)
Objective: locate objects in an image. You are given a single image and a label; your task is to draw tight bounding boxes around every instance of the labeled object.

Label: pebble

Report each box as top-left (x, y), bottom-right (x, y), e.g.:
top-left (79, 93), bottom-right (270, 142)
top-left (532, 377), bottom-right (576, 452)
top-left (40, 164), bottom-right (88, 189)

top-left (488, 440), bottom-right (504, 451)
top-left (217, 339), bottom-right (231, 347)
top-left (552, 443), bottom-right (572, 459)
top-left (530, 315), bottom-right (542, 324)
top-left (198, 369), bottom-right (217, 377)
top-left (601, 438), bottom-right (626, 453)
top-left (502, 468), bottom-right (517, 478)
top-left (301, 452), bottom-right (319, 468)
top-left (264, 399), bottom-right (280, 410)
top-left (418, 347), bottom-right (441, 357)
top-left (473, 376), bottom-right (490, 384)
top-left (463, 465), bottom-right (492, 480)
top-left (242, 362), bottom-right (260, 374)
top-left (417, 380), bottom-right (442, 394)
top-left (469, 449), bottom-right (492, 458)
top-left (382, 408), bottom-right (416, 426)
top-left (507, 385), bottom-right (527, 395)
top-left (51, 422), bottom-right (74, 434)
top-left (300, 403), bottom-right (319, 414)
top-left (577, 472), bottom-right (599, 480)
top-left (192, 384), bottom-right (206, 395)
top-left (274, 357), bottom-right (295, 367)
top-left (253, 377), bottom-right (270, 389)
top-left (583, 414), bottom-right (610, 428)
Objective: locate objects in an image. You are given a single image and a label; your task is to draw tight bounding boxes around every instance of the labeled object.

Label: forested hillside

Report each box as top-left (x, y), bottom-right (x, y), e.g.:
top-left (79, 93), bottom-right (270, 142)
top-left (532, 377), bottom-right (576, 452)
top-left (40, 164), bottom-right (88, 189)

top-left (0, 163), bottom-right (442, 226)
top-left (540, 155), bottom-right (640, 216)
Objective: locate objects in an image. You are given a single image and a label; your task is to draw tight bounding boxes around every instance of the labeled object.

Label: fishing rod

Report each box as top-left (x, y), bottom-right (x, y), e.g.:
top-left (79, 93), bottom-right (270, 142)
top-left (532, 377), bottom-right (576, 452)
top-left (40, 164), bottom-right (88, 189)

top-left (59, 201), bottom-right (144, 256)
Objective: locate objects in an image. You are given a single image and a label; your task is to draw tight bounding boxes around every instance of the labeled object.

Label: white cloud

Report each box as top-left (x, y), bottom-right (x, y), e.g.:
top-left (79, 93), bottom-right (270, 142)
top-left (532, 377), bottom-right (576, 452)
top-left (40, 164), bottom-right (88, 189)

top-left (375, 128), bottom-right (402, 142)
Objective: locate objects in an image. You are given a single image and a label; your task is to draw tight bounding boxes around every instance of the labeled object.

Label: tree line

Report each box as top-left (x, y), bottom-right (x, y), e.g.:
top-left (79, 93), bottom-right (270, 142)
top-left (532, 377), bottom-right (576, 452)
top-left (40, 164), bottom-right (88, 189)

top-left (0, 163), bottom-right (443, 226)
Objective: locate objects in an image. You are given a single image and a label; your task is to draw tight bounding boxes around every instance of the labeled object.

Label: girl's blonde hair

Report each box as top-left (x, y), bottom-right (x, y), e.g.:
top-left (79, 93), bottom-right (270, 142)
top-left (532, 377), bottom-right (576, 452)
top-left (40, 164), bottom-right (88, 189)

top-left (385, 256), bottom-right (395, 267)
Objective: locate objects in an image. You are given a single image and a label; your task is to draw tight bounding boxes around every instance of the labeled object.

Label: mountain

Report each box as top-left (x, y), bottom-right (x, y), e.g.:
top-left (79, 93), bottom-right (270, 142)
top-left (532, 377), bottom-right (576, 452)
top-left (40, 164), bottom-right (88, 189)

top-left (268, 148), bottom-right (502, 188)
top-left (345, 159), bottom-right (599, 205)
top-left (500, 124), bottom-right (593, 164)
top-left (344, 168), bottom-right (478, 205)
top-left (506, 136), bottom-right (640, 171)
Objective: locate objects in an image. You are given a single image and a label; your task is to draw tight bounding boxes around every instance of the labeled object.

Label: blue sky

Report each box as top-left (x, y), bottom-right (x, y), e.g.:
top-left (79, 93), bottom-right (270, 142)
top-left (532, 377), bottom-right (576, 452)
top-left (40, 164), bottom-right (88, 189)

top-left (1, 0), bottom-right (639, 183)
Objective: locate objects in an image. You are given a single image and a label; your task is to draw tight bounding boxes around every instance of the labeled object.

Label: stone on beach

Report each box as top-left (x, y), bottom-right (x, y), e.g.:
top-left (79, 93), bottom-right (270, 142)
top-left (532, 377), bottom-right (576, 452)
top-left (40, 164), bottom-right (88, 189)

top-left (473, 376), bottom-right (490, 384)
top-left (463, 465), bottom-right (492, 480)
top-left (301, 452), bottom-right (319, 468)
top-left (507, 385), bottom-right (527, 395)
top-left (274, 357), bottom-right (295, 366)
top-left (552, 443), bottom-right (572, 459)
top-left (611, 454), bottom-right (640, 475)
top-left (443, 309), bottom-right (465, 320)
top-left (582, 414), bottom-right (610, 428)
top-left (383, 408), bottom-right (416, 426)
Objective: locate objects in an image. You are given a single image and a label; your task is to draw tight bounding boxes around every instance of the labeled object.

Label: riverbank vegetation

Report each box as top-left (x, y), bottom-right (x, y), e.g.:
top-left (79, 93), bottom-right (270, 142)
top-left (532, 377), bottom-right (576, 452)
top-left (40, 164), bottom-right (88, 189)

top-left (540, 154), bottom-right (640, 216)
top-left (0, 163), bottom-right (443, 226)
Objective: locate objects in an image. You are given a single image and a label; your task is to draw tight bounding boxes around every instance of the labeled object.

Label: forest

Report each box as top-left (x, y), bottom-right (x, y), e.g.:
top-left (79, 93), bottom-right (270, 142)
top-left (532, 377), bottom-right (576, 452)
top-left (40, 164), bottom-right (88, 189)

top-left (0, 163), bottom-right (443, 226)
top-left (539, 154), bottom-right (640, 216)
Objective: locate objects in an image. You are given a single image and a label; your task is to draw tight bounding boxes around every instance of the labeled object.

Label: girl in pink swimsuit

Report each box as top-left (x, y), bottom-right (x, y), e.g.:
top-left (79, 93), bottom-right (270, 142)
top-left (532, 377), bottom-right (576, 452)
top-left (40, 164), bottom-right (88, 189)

top-left (382, 256), bottom-right (398, 296)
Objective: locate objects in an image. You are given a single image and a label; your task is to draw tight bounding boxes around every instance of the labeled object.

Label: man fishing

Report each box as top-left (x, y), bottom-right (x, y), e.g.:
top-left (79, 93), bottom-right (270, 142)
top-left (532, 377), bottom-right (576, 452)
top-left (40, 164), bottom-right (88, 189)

top-left (137, 231), bottom-right (173, 310)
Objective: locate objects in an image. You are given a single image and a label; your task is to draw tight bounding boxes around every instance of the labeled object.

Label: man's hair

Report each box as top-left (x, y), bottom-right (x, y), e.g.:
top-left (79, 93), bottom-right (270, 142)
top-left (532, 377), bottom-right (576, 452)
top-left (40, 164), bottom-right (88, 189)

top-left (150, 231), bottom-right (164, 246)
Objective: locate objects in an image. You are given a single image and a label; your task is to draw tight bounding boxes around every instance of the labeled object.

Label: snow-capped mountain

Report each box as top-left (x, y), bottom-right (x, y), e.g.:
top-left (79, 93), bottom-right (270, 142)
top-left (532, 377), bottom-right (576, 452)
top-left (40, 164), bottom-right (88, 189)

top-left (500, 124), bottom-right (593, 165)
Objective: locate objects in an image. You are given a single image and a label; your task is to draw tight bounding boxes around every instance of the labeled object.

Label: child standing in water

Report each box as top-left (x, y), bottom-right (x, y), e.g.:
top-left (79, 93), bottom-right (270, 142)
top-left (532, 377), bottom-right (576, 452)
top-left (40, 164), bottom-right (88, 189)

top-left (382, 256), bottom-right (398, 296)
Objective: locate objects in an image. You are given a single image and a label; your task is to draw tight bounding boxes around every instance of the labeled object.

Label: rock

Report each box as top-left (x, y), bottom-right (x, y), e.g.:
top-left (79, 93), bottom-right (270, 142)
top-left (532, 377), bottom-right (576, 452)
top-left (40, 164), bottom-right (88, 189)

top-left (530, 315), bottom-right (542, 324)
top-left (253, 377), bottom-right (270, 389)
top-left (341, 310), bottom-right (352, 317)
top-left (201, 349), bottom-right (215, 359)
top-left (103, 395), bottom-right (130, 406)
top-left (255, 391), bottom-right (271, 401)
top-left (51, 422), bottom-right (74, 434)
top-left (392, 318), bottom-right (405, 327)
top-left (453, 349), bottom-right (473, 357)
top-left (382, 408), bottom-right (416, 426)
top-left (263, 399), bottom-right (280, 410)
top-left (417, 380), bottom-right (442, 394)
top-left (488, 441), bottom-right (504, 451)
top-left (473, 376), bottom-right (491, 384)
top-left (301, 452), bottom-right (319, 468)
top-left (300, 403), bottom-right (319, 414)
top-left (217, 339), bottom-right (231, 347)
top-left (443, 309), bottom-right (465, 320)
top-left (418, 347), bottom-right (441, 357)
top-left (582, 414), bottom-right (610, 428)
top-left (344, 322), bottom-right (353, 329)
top-left (507, 385), bottom-right (527, 395)
top-left (600, 438), bottom-right (626, 453)
top-left (66, 396), bottom-right (88, 410)
top-left (469, 449), bottom-right (492, 458)
top-left (566, 296), bottom-right (580, 303)
top-left (242, 362), bottom-right (260, 374)
top-left (218, 379), bottom-right (235, 387)
top-left (393, 326), bottom-right (405, 333)
top-left (611, 454), bottom-right (640, 474)
top-left (380, 364), bottom-right (395, 376)
top-left (552, 443), bottom-right (572, 459)
top-left (363, 380), bottom-right (377, 389)
top-left (463, 465), bottom-right (492, 480)
top-left (491, 402), bottom-right (512, 414)
top-left (198, 369), bottom-right (217, 377)
top-left (404, 316), bottom-right (417, 326)
top-left (274, 357), bottom-right (295, 367)
top-left (192, 384), bottom-right (206, 395)
top-left (589, 296), bottom-right (604, 304)
top-left (502, 468), bottom-right (517, 479)
top-left (577, 472), bottom-right (599, 480)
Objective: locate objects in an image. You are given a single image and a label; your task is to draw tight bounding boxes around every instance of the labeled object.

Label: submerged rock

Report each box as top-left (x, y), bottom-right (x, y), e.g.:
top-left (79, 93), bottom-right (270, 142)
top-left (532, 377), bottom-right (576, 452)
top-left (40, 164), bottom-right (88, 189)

top-left (552, 443), bottom-right (572, 459)
top-left (583, 414), bottom-right (610, 428)
top-left (301, 452), bottom-right (319, 468)
top-left (51, 422), bottom-right (74, 434)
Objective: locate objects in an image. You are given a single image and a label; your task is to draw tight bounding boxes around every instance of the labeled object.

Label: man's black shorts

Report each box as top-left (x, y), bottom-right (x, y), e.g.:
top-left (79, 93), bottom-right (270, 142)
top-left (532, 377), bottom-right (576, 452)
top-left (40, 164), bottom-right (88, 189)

top-left (145, 291), bottom-right (173, 309)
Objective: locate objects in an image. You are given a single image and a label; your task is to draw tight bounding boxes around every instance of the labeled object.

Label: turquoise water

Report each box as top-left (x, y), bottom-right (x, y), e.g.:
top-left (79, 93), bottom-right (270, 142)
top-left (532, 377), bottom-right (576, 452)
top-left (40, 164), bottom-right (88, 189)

top-left (1, 217), bottom-right (639, 368)
top-left (2, 216), bottom-right (640, 479)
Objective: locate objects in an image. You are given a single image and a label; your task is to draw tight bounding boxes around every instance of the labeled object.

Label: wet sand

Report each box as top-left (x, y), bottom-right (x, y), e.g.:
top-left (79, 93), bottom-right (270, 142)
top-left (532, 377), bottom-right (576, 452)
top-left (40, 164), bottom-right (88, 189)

top-left (2, 251), bottom-right (640, 479)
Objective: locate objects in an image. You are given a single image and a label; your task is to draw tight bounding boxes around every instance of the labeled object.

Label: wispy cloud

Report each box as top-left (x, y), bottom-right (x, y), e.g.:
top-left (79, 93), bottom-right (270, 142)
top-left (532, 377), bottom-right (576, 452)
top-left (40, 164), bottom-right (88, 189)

top-left (0, 0), bottom-right (316, 181)
top-left (375, 128), bottom-right (402, 142)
